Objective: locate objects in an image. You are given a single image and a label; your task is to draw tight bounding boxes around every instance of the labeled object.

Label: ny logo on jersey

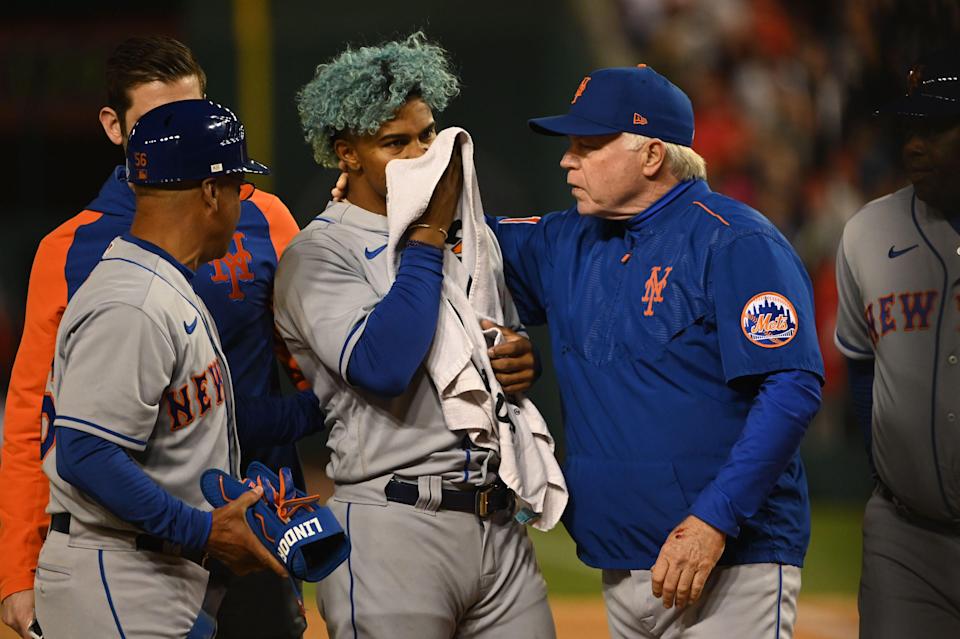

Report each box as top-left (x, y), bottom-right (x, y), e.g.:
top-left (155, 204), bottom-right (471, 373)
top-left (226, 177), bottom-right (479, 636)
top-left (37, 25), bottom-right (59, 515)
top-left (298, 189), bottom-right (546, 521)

top-left (210, 232), bottom-right (254, 301)
top-left (641, 266), bottom-right (673, 316)
top-left (863, 290), bottom-right (938, 343)
top-left (167, 359), bottom-right (226, 431)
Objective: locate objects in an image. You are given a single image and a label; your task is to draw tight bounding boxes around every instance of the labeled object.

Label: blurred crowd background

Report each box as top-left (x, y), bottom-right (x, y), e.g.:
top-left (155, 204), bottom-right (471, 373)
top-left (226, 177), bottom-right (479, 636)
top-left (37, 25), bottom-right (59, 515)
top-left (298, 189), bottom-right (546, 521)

top-left (2, 0), bottom-right (959, 508)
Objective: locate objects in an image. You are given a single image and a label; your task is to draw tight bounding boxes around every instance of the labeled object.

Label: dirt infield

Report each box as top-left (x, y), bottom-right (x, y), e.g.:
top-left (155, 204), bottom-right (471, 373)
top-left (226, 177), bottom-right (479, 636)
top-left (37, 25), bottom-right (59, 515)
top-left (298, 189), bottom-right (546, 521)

top-left (295, 594), bottom-right (858, 639)
top-left (0, 594), bottom-right (856, 638)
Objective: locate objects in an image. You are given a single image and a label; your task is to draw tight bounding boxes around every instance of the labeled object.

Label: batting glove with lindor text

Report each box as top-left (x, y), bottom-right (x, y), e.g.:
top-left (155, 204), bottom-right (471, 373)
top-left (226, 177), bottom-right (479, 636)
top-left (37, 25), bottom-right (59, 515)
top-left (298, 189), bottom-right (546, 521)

top-left (201, 462), bottom-right (350, 582)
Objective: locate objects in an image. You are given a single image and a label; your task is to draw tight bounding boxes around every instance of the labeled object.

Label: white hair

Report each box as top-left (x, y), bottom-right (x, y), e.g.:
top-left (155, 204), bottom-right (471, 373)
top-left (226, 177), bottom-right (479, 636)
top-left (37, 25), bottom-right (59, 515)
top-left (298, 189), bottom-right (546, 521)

top-left (621, 132), bottom-right (707, 181)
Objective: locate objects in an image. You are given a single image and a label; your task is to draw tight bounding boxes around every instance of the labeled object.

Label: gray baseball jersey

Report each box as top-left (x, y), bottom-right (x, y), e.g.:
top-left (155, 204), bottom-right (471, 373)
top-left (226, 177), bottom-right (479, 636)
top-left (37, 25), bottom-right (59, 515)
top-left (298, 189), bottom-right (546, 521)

top-left (35, 236), bottom-right (238, 638)
top-left (44, 236), bottom-right (240, 527)
top-left (836, 185), bottom-right (960, 638)
top-left (275, 201), bottom-right (553, 639)
top-left (274, 201), bottom-right (497, 492)
top-left (835, 185), bottom-right (960, 522)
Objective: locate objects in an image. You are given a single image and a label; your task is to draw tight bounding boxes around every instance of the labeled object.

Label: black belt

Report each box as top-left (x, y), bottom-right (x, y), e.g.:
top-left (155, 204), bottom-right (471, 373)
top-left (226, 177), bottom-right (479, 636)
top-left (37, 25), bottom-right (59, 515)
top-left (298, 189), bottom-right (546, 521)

top-left (50, 513), bottom-right (208, 566)
top-left (876, 483), bottom-right (960, 535)
top-left (385, 478), bottom-right (514, 518)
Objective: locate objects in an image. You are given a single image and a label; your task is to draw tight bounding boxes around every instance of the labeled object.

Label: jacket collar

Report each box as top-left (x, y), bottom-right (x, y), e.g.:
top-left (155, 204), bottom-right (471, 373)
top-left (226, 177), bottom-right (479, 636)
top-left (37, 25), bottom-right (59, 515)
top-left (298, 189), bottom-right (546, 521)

top-left (86, 166), bottom-right (136, 218)
top-left (623, 178), bottom-right (710, 234)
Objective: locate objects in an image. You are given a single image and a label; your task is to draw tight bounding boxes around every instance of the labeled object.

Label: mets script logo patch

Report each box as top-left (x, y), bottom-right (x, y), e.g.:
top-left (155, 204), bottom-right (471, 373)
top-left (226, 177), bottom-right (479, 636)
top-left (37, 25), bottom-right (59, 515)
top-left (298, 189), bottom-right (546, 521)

top-left (741, 292), bottom-right (798, 349)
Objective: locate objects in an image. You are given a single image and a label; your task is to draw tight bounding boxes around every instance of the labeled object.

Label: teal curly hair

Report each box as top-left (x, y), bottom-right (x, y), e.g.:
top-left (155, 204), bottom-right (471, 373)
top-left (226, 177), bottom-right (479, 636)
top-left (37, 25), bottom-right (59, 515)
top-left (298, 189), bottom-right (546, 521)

top-left (297, 32), bottom-right (461, 168)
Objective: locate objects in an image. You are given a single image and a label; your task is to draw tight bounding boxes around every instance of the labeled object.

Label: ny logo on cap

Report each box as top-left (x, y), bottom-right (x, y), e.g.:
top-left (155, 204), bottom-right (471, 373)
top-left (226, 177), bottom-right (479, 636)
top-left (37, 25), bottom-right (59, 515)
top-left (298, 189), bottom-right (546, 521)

top-left (571, 76), bottom-right (591, 104)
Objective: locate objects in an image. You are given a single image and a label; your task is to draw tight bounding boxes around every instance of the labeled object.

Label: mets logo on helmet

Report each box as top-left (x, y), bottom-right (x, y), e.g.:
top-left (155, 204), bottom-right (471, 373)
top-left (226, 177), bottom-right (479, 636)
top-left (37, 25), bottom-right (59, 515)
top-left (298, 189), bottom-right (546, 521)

top-left (741, 292), bottom-right (798, 348)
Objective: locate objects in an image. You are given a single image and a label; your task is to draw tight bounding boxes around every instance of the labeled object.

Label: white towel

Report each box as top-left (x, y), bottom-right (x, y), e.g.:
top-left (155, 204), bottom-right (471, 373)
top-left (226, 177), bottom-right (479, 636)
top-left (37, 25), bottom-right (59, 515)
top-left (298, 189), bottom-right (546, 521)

top-left (384, 127), bottom-right (567, 531)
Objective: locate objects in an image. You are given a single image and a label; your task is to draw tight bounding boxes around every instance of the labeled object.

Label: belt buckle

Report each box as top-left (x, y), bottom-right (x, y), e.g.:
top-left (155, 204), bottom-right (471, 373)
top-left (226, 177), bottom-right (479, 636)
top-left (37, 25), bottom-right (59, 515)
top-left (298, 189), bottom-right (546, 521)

top-left (477, 484), bottom-right (495, 518)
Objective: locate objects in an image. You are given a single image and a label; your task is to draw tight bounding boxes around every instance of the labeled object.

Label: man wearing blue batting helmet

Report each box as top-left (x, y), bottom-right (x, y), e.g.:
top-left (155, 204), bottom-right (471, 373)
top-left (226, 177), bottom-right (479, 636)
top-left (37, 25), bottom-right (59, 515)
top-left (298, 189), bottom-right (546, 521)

top-left (33, 99), bottom-right (291, 639)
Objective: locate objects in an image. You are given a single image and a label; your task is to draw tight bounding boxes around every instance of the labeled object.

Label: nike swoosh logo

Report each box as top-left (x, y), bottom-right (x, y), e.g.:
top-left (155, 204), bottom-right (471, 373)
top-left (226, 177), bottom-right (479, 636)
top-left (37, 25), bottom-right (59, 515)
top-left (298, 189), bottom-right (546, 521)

top-left (184, 317), bottom-right (198, 334)
top-left (364, 244), bottom-right (387, 260)
top-left (888, 244), bottom-right (919, 259)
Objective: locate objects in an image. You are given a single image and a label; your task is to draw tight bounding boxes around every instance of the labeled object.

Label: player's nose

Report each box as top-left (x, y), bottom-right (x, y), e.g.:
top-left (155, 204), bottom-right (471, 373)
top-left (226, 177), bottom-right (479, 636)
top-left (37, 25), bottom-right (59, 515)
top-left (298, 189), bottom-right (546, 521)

top-left (901, 134), bottom-right (928, 159)
top-left (407, 140), bottom-right (431, 159)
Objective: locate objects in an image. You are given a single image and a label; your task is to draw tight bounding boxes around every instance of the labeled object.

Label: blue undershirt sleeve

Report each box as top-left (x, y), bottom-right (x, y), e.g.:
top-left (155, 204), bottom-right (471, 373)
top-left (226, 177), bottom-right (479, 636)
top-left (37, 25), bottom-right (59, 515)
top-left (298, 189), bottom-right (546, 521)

top-left (689, 369), bottom-right (822, 537)
top-left (235, 388), bottom-right (324, 447)
top-left (55, 427), bottom-right (212, 550)
top-left (846, 357), bottom-right (875, 468)
top-left (347, 242), bottom-right (444, 396)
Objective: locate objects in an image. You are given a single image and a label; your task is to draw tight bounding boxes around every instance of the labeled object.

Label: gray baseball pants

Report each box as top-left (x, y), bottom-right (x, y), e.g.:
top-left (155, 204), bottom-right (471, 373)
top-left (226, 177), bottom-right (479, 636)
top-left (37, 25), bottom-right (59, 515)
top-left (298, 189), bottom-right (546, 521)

top-left (316, 490), bottom-right (555, 639)
top-left (35, 528), bottom-right (212, 638)
top-left (859, 489), bottom-right (960, 638)
top-left (602, 563), bottom-right (800, 638)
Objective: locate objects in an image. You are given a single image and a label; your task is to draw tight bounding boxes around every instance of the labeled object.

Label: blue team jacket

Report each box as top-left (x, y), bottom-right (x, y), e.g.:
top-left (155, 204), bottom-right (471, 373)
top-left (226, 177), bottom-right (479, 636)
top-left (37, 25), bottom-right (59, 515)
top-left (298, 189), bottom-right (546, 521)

top-left (491, 179), bottom-right (824, 569)
top-left (65, 167), bottom-right (304, 485)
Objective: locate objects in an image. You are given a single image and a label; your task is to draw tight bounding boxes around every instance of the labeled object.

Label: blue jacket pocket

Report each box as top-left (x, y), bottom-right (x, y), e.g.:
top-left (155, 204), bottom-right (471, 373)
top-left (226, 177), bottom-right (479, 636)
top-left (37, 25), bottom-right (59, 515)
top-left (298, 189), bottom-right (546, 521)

top-left (562, 455), bottom-right (691, 569)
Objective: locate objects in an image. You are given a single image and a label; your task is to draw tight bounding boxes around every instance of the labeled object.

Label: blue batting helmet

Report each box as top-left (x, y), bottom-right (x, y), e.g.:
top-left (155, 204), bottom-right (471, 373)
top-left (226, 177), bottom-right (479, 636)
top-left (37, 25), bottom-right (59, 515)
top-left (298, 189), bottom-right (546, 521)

top-left (126, 99), bottom-right (269, 185)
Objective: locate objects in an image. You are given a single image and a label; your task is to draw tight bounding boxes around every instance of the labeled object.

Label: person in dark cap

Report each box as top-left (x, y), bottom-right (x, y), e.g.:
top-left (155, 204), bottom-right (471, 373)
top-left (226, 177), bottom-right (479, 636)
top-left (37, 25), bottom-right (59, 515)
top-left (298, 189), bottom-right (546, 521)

top-left (488, 64), bottom-right (825, 638)
top-left (834, 50), bottom-right (960, 639)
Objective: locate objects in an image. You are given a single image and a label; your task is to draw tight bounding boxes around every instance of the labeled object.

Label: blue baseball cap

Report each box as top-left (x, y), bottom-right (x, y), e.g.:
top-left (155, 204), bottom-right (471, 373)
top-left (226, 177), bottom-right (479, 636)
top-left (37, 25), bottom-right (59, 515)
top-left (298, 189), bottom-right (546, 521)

top-left (529, 65), bottom-right (695, 147)
top-left (127, 99), bottom-right (269, 185)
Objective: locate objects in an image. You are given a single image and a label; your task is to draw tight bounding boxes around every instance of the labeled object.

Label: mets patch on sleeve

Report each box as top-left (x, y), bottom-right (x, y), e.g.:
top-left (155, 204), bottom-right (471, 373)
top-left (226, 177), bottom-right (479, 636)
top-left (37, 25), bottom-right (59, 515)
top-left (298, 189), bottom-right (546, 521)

top-left (741, 292), bottom-right (798, 349)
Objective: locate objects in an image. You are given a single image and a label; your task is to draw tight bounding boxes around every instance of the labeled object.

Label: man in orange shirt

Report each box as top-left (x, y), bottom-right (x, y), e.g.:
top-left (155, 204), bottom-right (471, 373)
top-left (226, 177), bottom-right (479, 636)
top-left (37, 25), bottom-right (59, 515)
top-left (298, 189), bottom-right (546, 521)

top-left (0, 36), bottom-right (314, 639)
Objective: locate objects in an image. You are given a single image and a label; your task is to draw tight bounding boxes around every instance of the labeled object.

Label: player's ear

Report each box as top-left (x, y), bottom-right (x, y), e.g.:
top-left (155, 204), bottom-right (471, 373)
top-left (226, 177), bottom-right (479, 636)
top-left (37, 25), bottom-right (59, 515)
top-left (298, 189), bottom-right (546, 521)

top-left (99, 107), bottom-right (124, 147)
top-left (640, 139), bottom-right (667, 178)
top-left (334, 138), bottom-right (362, 173)
top-left (200, 177), bottom-right (219, 211)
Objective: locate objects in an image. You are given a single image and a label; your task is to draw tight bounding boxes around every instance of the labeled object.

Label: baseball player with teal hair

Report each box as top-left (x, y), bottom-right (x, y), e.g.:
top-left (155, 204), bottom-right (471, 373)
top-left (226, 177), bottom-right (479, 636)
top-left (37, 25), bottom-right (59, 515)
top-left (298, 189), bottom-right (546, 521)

top-left (276, 33), bottom-right (554, 638)
top-left (297, 32), bottom-right (461, 172)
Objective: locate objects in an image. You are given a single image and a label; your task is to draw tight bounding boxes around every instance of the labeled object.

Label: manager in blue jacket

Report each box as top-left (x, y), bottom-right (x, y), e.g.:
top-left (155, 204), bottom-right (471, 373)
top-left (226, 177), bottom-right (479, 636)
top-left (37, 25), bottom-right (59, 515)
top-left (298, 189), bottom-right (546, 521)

top-left (489, 65), bottom-right (824, 638)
